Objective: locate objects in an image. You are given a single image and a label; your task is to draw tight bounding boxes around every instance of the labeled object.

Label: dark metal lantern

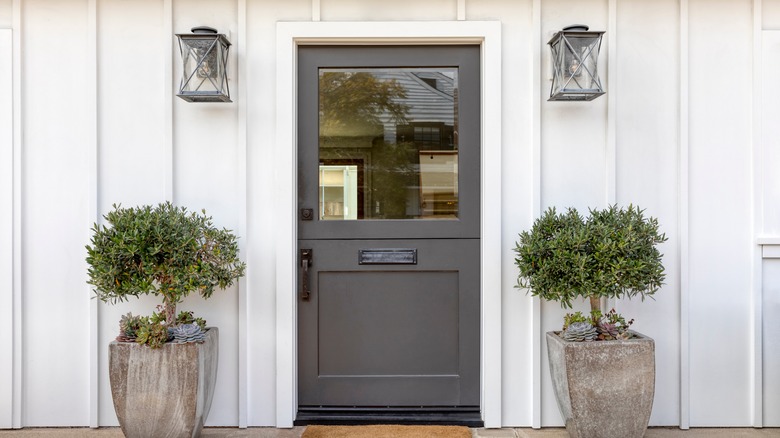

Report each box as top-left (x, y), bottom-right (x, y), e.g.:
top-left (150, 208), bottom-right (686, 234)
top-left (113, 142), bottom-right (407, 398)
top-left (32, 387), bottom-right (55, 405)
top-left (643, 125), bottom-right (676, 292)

top-left (548, 25), bottom-right (605, 101)
top-left (176, 26), bottom-right (232, 103)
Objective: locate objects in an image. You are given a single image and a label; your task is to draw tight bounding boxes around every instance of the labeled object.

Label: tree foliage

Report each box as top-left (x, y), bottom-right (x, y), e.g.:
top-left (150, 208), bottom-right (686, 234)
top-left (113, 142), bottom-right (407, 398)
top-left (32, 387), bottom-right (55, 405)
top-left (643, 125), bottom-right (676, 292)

top-left (514, 205), bottom-right (667, 309)
top-left (86, 202), bottom-right (246, 324)
top-left (319, 71), bottom-right (409, 136)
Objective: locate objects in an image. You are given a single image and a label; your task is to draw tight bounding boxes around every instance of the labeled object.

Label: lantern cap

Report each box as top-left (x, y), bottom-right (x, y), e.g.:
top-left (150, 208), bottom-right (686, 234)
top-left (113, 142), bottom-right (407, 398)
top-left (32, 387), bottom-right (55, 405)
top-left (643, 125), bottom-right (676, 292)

top-left (562, 24), bottom-right (589, 31)
top-left (176, 28), bottom-right (232, 47)
top-left (191, 26), bottom-right (218, 34)
top-left (548, 26), bottom-right (604, 45)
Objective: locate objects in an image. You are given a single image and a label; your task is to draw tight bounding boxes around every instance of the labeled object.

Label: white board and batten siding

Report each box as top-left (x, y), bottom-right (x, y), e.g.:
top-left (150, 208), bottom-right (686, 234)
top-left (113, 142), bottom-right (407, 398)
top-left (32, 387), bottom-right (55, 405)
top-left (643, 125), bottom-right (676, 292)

top-left (0, 0), bottom-right (779, 429)
top-left (1, 26), bottom-right (14, 430)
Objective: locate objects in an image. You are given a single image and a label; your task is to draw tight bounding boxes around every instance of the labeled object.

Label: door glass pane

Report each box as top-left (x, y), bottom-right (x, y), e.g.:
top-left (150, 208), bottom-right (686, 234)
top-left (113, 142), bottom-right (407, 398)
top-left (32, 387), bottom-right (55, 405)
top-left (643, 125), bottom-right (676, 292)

top-left (319, 68), bottom-right (459, 220)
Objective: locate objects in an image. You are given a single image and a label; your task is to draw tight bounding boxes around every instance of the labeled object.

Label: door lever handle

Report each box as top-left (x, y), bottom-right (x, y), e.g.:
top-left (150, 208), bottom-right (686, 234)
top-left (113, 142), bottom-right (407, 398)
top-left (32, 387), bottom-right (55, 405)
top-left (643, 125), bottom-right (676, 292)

top-left (300, 249), bottom-right (313, 301)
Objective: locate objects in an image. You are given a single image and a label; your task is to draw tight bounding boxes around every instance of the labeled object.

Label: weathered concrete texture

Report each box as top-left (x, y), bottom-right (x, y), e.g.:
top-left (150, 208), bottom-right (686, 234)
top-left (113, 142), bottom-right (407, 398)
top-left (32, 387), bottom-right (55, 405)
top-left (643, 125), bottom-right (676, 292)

top-left (546, 331), bottom-right (655, 438)
top-left (109, 327), bottom-right (219, 438)
top-left (473, 428), bottom-right (519, 437)
top-left (0, 428), bottom-right (778, 437)
top-left (0, 428), bottom-right (308, 437)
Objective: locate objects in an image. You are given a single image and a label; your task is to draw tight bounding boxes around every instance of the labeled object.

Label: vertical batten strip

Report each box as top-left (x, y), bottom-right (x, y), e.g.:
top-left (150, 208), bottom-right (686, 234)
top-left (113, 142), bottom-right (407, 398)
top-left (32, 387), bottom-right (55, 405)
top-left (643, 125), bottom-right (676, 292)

top-left (237, 0), bottom-right (249, 429)
top-left (606, 0), bottom-right (617, 207)
top-left (531, 0), bottom-right (542, 429)
top-left (751, 0), bottom-right (763, 428)
top-left (164, 0), bottom-right (174, 201)
top-left (11, 0), bottom-right (22, 429)
top-left (0, 28), bottom-right (14, 431)
top-left (457, 0), bottom-right (466, 21)
top-left (87, 0), bottom-right (99, 428)
top-left (605, 0), bottom-right (618, 315)
top-left (312, 0), bottom-right (321, 22)
top-left (679, 0), bottom-right (691, 430)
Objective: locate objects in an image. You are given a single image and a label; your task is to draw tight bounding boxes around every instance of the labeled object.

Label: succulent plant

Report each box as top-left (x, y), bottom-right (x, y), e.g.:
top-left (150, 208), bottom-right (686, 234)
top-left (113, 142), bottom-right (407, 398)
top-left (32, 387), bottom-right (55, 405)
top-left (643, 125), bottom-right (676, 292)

top-left (117, 312), bottom-right (144, 342)
top-left (562, 321), bottom-right (598, 342)
top-left (172, 323), bottom-right (206, 344)
top-left (175, 310), bottom-right (207, 331)
top-left (135, 320), bottom-right (170, 349)
top-left (563, 311), bottom-right (589, 331)
top-left (595, 308), bottom-right (634, 340)
top-left (597, 319), bottom-right (620, 338)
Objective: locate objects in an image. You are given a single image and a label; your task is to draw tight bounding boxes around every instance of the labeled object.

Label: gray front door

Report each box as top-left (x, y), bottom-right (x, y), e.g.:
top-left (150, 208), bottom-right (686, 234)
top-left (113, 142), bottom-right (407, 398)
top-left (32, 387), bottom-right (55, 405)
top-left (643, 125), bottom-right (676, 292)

top-left (297, 46), bottom-right (480, 420)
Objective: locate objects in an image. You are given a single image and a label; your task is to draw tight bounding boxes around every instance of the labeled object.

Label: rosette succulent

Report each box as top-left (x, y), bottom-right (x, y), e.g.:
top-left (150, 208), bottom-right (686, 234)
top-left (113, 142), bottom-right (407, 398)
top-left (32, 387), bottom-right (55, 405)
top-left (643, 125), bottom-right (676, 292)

top-left (117, 312), bottom-right (144, 343)
top-left (595, 308), bottom-right (634, 340)
top-left (562, 321), bottom-right (598, 342)
top-left (172, 323), bottom-right (207, 344)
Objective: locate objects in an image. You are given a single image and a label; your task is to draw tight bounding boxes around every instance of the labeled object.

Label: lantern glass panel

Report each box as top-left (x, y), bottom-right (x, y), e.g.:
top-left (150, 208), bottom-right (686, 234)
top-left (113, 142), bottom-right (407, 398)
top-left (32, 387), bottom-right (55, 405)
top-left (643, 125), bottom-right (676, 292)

top-left (177, 34), bottom-right (231, 102)
top-left (549, 31), bottom-right (605, 101)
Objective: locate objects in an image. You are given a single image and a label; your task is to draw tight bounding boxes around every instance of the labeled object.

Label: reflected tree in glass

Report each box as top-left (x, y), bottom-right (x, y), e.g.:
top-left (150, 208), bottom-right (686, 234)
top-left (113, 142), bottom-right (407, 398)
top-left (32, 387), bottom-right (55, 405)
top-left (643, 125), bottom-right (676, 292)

top-left (318, 69), bottom-right (458, 220)
top-left (319, 72), bottom-right (408, 135)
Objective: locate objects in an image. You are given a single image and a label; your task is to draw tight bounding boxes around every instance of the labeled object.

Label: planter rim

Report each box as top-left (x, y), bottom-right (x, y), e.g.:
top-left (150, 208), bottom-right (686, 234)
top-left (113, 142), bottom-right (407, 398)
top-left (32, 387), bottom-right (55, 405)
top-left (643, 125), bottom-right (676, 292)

top-left (109, 326), bottom-right (218, 347)
top-left (546, 329), bottom-right (654, 344)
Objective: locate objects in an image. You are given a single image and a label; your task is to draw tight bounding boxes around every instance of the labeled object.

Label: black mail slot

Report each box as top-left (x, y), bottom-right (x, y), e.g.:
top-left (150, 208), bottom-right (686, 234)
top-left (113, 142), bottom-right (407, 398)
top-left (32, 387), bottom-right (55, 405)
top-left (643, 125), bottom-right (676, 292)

top-left (358, 249), bottom-right (417, 265)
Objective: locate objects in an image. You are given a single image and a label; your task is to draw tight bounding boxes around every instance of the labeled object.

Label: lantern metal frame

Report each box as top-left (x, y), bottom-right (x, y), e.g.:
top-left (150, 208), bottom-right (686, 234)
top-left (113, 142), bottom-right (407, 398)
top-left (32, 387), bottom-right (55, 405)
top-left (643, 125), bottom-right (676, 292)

top-left (176, 26), bottom-right (232, 103)
top-left (548, 25), bottom-right (605, 101)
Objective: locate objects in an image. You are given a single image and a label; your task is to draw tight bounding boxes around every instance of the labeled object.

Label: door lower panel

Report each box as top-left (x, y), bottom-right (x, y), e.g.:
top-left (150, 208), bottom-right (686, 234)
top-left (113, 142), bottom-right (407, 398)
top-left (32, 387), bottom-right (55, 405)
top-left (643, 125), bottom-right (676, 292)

top-left (318, 271), bottom-right (458, 377)
top-left (298, 239), bottom-right (480, 408)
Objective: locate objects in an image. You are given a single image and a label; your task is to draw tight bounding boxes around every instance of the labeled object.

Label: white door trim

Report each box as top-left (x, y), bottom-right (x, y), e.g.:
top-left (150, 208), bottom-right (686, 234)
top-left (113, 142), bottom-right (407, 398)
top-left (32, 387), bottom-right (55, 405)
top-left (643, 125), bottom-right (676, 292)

top-left (274, 21), bottom-right (503, 428)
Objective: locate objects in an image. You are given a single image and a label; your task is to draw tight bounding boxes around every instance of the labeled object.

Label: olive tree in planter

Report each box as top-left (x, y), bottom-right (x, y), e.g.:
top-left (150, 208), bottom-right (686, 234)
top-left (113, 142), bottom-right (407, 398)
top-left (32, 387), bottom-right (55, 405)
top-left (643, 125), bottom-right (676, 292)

top-left (86, 202), bottom-right (245, 438)
top-left (514, 205), bottom-right (667, 438)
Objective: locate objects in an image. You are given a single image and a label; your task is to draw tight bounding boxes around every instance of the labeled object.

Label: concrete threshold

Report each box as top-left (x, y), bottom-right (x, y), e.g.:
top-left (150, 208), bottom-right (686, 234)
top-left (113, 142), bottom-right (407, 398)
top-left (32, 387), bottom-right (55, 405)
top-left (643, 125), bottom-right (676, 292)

top-left (0, 427), bottom-right (778, 437)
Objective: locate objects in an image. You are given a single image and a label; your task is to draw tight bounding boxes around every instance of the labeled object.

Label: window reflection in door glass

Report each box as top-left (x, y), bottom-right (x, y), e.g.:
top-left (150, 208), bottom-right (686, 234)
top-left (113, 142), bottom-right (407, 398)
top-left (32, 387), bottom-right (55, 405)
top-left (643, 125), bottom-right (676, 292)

top-left (319, 68), bottom-right (459, 220)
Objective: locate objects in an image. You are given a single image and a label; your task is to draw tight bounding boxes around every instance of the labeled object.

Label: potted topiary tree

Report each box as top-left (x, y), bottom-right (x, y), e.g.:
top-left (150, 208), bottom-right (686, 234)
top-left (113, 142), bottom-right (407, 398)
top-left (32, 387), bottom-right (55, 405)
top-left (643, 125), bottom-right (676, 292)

top-left (86, 202), bottom-right (246, 438)
top-left (514, 205), bottom-right (667, 438)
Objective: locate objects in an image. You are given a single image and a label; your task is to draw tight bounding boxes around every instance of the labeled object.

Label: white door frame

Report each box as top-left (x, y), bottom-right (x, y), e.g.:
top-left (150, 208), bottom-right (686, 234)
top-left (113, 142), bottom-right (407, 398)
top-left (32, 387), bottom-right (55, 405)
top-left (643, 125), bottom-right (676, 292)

top-left (274, 20), bottom-right (503, 428)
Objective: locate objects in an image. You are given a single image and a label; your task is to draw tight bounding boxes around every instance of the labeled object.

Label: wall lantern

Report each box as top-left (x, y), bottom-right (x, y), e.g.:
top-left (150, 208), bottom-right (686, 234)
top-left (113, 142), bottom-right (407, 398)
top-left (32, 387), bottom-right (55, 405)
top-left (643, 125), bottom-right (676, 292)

top-left (548, 25), bottom-right (605, 101)
top-left (176, 26), bottom-right (232, 103)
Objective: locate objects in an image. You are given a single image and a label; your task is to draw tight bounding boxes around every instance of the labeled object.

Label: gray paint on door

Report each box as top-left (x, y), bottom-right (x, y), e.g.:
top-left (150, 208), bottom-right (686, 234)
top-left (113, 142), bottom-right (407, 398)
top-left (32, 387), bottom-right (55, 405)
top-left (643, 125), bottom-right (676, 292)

top-left (297, 46), bottom-right (481, 410)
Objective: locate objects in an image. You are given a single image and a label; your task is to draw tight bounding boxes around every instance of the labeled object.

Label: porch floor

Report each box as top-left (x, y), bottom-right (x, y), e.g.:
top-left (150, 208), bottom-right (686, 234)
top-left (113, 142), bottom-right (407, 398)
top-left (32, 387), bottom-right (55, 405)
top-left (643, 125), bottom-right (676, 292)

top-left (0, 427), bottom-right (778, 437)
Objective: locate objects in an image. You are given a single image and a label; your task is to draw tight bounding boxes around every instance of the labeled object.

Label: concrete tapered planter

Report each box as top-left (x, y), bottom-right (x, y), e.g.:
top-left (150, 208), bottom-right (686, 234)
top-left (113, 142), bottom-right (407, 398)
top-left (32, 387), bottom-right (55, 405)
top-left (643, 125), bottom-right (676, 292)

top-left (546, 330), bottom-right (654, 438)
top-left (109, 327), bottom-right (218, 438)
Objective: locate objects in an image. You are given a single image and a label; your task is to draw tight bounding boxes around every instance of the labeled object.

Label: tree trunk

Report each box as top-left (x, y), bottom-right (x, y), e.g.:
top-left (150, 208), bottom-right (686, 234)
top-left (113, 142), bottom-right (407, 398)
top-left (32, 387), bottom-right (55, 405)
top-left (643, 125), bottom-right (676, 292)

top-left (589, 295), bottom-right (602, 314)
top-left (163, 296), bottom-right (177, 327)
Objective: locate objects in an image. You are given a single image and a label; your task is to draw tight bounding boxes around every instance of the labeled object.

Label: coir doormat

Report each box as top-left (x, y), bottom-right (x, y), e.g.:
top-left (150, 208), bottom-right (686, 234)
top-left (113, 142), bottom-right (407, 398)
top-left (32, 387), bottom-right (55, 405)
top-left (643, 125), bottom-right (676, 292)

top-left (301, 425), bottom-right (472, 438)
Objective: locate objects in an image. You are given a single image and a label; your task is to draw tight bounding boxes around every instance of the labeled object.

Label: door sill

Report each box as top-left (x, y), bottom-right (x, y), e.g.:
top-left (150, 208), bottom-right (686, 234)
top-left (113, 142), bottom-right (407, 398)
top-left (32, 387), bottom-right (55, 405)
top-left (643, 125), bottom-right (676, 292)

top-left (294, 406), bottom-right (483, 427)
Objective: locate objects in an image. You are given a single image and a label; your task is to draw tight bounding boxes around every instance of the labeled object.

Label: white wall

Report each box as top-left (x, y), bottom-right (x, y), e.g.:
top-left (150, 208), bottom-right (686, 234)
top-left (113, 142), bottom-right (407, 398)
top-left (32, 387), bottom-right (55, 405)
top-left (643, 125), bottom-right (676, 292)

top-left (762, 31), bottom-right (780, 236)
top-left (614, 0), bottom-right (681, 426)
top-left (0, 28), bottom-right (14, 430)
top-left (688, 0), bottom-right (754, 426)
top-left (761, 29), bottom-right (780, 427)
top-left (0, 1), bottom-right (10, 27)
top-left (1, 0), bottom-right (779, 429)
top-left (20, 0), bottom-right (91, 426)
top-left (95, 0), bottom-right (172, 426)
top-left (764, 254), bottom-right (780, 426)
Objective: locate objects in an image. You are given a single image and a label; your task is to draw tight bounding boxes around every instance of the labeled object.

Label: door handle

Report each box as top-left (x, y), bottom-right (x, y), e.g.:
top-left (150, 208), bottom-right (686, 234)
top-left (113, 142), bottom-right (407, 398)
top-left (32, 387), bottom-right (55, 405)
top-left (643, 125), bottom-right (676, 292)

top-left (300, 249), bottom-right (313, 301)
